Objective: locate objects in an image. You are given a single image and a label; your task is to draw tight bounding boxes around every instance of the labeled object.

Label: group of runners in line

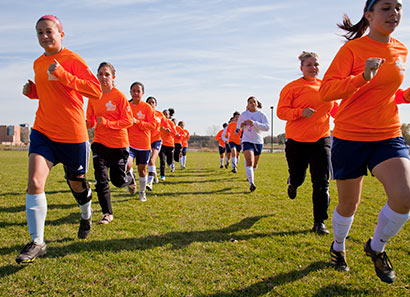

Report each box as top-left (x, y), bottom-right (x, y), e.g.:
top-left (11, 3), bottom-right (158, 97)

top-left (14, 0), bottom-right (410, 285)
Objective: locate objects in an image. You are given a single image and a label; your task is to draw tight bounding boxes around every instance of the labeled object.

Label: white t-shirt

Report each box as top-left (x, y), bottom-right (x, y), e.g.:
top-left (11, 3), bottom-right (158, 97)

top-left (237, 109), bottom-right (269, 144)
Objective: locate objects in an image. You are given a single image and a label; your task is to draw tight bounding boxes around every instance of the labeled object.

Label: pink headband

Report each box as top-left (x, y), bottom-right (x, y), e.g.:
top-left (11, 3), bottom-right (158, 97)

top-left (37, 15), bottom-right (63, 32)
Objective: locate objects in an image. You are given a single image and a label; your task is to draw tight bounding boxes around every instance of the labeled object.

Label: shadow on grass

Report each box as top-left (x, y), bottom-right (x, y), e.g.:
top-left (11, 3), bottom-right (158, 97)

top-left (198, 261), bottom-right (329, 297)
top-left (312, 284), bottom-right (371, 297)
top-left (0, 265), bottom-right (25, 278)
top-left (0, 202), bottom-right (78, 214)
top-left (162, 178), bottom-right (237, 185)
top-left (114, 187), bottom-right (245, 198)
top-left (0, 210), bottom-right (82, 228)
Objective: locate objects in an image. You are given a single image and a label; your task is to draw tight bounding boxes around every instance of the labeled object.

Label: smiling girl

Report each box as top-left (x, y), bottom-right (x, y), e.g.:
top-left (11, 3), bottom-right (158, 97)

top-left (320, 0), bottom-right (410, 283)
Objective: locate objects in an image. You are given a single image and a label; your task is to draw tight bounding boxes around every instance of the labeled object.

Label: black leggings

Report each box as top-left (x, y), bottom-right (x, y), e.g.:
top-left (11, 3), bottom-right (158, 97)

top-left (159, 145), bottom-right (174, 176)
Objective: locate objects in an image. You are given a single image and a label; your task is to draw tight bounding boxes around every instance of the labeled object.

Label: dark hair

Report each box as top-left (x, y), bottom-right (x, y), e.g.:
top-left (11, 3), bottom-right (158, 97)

top-left (36, 15), bottom-right (63, 32)
top-left (247, 96), bottom-right (262, 109)
top-left (130, 81), bottom-right (144, 92)
top-left (146, 96), bottom-right (157, 105)
top-left (97, 62), bottom-right (116, 76)
top-left (338, 0), bottom-right (380, 41)
top-left (168, 108), bottom-right (175, 117)
top-left (178, 121), bottom-right (184, 126)
top-left (233, 111), bottom-right (240, 117)
top-left (223, 123), bottom-right (228, 128)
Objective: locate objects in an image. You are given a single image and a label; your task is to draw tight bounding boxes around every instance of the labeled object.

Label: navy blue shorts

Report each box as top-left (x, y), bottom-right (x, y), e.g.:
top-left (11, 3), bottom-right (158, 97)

top-left (129, 147), bottom-right (151, 165)
top-left (332, 136), bottom-right (410, 180)
top-left (218, 145), bottom-right (226, 155)
top-left (151, 140), bottom-right (162, 151)
top-left (229, 142), bottom-right (241, 152)
top-left (242, 142), bottom-right (263, 156)
top-left (29, 129), bottom-right (90, 175)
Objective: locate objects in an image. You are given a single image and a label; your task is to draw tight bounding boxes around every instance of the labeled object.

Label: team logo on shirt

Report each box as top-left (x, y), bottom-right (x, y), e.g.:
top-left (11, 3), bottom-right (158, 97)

top-left (47, 70), bottom-right (58, 81)
top-left (396, 57), bottom-right (405, 76)
top-left (106, 100), bottom-right (116, 111)
top-left (136, 111), bottom-right (145, 119)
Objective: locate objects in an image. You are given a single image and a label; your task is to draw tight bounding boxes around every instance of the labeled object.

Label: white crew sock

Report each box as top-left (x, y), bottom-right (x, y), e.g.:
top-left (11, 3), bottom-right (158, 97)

top-left (181, 156), bottom-right (186, 166)
top-left (231, 157), bottom-right (237, 169)
top-left (332, 209), bottom-right (354, 251)
top-left (245, 166), bottom-right (254, 185)
top-left (371, 203), bottom-right (410, 252)
top-left (148, 165), bottom-right (156, 184)
top-left (79, 200), bottom-right (92, 220)
top-left (139, 176), bottom-right (147, 193)
top-left (26, 193), bottom-right (47, 244)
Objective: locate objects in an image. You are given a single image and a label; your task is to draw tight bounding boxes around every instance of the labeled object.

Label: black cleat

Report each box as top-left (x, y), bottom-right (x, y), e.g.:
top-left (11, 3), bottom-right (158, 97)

top-left (287, 184), bottom-right (297, 199)
top-left (250, 183), bottom-right (256, 192)
top-left (330, 242), bottom-right (349, 272)
top-left (16, 241), bottom-right (47, 264)
top-left (312, 222), bottom-right (330, 235)
top-left (231, 168), bottom-right (237, 173)
top-left (364, 238), bottom-right (395, 283)
top-left (220, 165), bottom-right (224, 168)
top-left (78, 218), bottom-right (91, 239)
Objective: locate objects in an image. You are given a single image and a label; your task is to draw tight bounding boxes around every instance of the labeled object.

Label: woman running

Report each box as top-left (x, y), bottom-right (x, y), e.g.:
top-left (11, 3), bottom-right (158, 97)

top-left (223, 112), bottom-right (242, 173)
top-left (215, 123), bottom-right (228, 168)
top-left (319, 0), bottom-right (410, 283)
top-left (16, 15), bottom-right (102, 264)
top-left (237, 97), bottom-right (269, 192)
top-left (126, 82), bottom-right (157, 202)
top-left (277, 51), bottom-right (338, 235)
top-left (86, 62), bottom-right (133, 224)
top-left (146, 96), bottom-right (167, 190)
top-left (159, 110), bottom-right (177, 181)
top-left (174, 121), bottom-right (185, 168)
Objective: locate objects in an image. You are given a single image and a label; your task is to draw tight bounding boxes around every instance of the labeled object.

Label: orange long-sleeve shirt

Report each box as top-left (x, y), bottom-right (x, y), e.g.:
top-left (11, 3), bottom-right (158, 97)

top-left (26, 48), bottom-right (102, 143)
top-left (151, 110), bottom-right (167, 143)
top-left (86, 87), bottom-right (133, 148)
top-left (319, 36), bottom-right (408, 141)
top-left (175, 126), bottom-right (185, 144)
top-left (161, 119), bottom-right (177, 147)
top-left (215, 129), bottom-right (225, 147)
top-left (277, 78), bottom-right (335, 142)
top-left (127, 100), bottom-right (157, 150)
top-left (182, 129), bottom-right (190, 148)
top-left (226, 121), bottom-right (242, 145)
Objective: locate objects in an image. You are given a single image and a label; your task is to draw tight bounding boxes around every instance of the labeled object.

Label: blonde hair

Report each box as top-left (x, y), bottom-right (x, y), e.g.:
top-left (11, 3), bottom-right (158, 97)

top-left (298, 51), bottom-right (319, 66)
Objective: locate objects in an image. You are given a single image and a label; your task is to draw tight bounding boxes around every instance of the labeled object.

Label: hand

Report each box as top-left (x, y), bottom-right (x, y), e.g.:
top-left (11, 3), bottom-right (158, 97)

top-left (302, 108), bottom-right (316, 118)
top-left (363, 57), bottom-right (385, 81)
top-left (22, 80), bottom-right (33, 95)
top-left (48, 59), bottom-right (60, 74)
top-left (245, 120), bottom-right (253, 126)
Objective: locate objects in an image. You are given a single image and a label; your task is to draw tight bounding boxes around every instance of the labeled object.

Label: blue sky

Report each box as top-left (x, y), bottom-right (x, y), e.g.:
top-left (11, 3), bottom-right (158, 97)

top-left (1, 0), bottom-right (410, 136)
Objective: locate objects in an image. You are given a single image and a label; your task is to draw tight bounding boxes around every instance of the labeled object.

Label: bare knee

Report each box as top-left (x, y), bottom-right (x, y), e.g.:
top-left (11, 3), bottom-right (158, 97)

top-left (27, 177), bottom-right (46, 194)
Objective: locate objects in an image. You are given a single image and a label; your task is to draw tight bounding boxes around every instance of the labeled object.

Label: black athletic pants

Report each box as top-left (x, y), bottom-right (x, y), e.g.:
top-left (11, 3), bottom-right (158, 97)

top-left (285, 137), bottom-right (331, 223)
top-left (159, 145), bottom-right (174, 177)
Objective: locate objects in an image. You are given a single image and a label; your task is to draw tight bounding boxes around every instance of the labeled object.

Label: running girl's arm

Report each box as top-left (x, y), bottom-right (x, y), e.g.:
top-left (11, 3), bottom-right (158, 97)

top-left (51, 59), bottom-right (102, 101)
top-left (85, 100), bottom-right (97, 129)
top-left (319, 47), bottom-right (368, 102)
top-left (22, 79), bottom-right (39, 99)
top-left (134, 107), bottom-right (158, 131)
top-left (276, 86), bottom-right (304, 121)
top-left (329, 101), bottom-right (339, 118)
top-left (221, 126), bottom-right (229, 142)
top-left (252, 113), bottom-right (270, 131)
top-left (102, 99), bottom-right (134, 130)
top-left (395, 88), bottom-right (410, 104)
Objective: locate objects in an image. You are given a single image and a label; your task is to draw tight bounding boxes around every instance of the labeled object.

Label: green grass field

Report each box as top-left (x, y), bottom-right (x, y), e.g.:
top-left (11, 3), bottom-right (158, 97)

top-left (0, 151), bottom-right (409, 296)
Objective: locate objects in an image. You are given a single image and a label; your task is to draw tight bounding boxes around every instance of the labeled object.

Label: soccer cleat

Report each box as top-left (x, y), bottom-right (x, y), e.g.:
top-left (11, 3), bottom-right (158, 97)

top-left (312, 222), bottom-right (330, 235)
top-left (225, 164), bottom-right (229, 169)
top-left (220, 165), bottom-right (224, 168)
top-left (250, 183), bottom-right (256, 192)
top-left (98, 213), bottom-right (113, 225)
top-left (78, 218), bottom-right (91, 239)
top-left (330, 242), bottom-right (349, 272)
top-left (139, 191), bottom-right (147, 202)
top-left (160, 176), bottom-right (165, 182)
top-left (16, 241), bottom-right (47, 264)
top-left (364, 238), bottom-right (395, 283)
top-left (287, 184), bottom-right (297, 199)
top-left (231, 168), bottom-right (237, 173)
top-left (146, 182), bottom-right (153, 191)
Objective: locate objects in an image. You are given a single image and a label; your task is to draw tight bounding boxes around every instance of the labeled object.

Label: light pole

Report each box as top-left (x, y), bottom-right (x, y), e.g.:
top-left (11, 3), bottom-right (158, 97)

top-left (270, 106), bottom-right (274, 153)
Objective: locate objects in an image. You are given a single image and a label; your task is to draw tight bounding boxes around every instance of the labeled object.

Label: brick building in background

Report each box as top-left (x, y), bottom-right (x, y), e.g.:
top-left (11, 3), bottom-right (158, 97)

top-left (0, 124), bottom-right (30, 145)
